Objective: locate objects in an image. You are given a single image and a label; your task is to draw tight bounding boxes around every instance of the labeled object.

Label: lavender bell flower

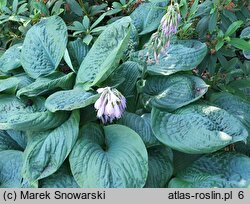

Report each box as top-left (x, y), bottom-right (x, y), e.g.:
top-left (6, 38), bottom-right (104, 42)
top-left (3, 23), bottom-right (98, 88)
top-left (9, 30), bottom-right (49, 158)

top-left (94, 87), bottom-right (126, 124)
top-left (147, 1), bottom-right (181, 62)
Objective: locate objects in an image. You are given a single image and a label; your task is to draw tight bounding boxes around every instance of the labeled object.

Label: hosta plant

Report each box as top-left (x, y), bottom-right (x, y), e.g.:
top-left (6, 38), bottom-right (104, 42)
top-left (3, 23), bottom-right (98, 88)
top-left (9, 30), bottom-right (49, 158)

top-left (0, 0), bottom-right (250, 188)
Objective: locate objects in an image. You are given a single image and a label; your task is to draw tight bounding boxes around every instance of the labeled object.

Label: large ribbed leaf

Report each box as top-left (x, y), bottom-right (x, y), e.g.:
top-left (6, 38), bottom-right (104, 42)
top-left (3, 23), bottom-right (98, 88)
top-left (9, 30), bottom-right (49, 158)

top-left (117, 112), bottom-right (159, 147)
top-left (151, 104), bottom-right (248, 154)
top-left (172, 150), bottom-right (203, 175)
top-left (76, 17), bottom-right (132, 89)
top-left (22, 111), bottom-right (79, 182)
top-left (45, 88), bottom-right (98, 112)
top-left (169, 152), bottom-right (250, 188)
top-left (135, 40), bottom-right (207, 75)
top-left (144, 145), bottom-right (173, 188)
top-left (209, 92), bottom-right (250, 129)
top-left (112, 61), bottom-right (141, 97)
top-left (130, 2), bottom-right (167, 35)
top-left (0, 130), bottom-right (22, 151)
top-left (21, 16), bottom-right (68, 78)
top-left (209, 92), bottom-right (250, 156)
top-left (67, 39), bottom-right (89, 71)
top-left (0, 95), bottom-right (69, 131)
top-left (143, 74), bottom-right (208, 111)
top-left (39, 164), bottom-right (79, 188)
top-left (0, 43), bottom-right (22, 73)
top-left (69, 123), bottom-right (148, 188)
top-left (17, 72), bottom-right (75, 97)
top-left (0, 150), bottom-right (24, 187)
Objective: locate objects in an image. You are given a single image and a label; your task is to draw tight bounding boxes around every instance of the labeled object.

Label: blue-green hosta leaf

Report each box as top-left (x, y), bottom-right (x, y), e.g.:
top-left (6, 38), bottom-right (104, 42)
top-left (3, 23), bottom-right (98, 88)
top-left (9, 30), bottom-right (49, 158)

top-left (0, 95), bottom-right (69, 131)
top-left (243, 48), bottom-right (250, 59)
top-left (39, 164), bottom-right (79, 188)
top-left (144, 145), bottom-right (173, 188)
top-left (112, 61), bottom-right (141, 97)
top-left (0, 77), bottom-right (20, 93)
top-left (117, 112), bottom-right (159, 147)
top-left (151, 104), bottom-right (248, 154)
top-left (67, 39), bottom-right (89, 71)
top-left (15, 73), bottom-right (34, 90)
top-left (169, 151), bottom-right (250, 188)
top-left (70, 123), bottom-right (148, 188)
top-left (228, 79), bottom-right (250, 100)
top-left (134, 40), bottom-right (207, 75)
top-left (0, 150), bottom-right (24, 187)
top-left (17, 72), bottom-right (75, 98)
top-left (6, 130), bottom-right (27, 150)
top-left (172, 150), bottom-right (203, 175)
top-left (143, 74), bottom-right (208, 111)
top-left (21, 16), bottom-right (68, 78)
top-left (76, 17), bottom-right (132, 89)
top-left (209, 92), bottom-right (250, 129)
top-left (0, 130), bottom-right (22, 151)
top-left (130, 2), bottom-right (167, 35)
top-left (209, 92), bottom-right (250, 156)
top-left (45, 88), bottom-right (99, 112)
top-left (0, 43), bottom-right (22, 73)
top-left (22, 110), bottom-right (79, 182)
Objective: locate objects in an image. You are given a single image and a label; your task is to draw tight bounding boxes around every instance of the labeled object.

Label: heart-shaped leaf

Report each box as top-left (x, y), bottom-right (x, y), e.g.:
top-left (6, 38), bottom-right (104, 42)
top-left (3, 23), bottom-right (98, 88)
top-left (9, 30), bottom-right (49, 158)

top-left (17, 72), bottom-right (75, 98)
top-left (143, 74), bottom-right (208, 111)
top-left (45, 88), bottom-right (98, 112)
top-left (21, 16), bottom-right (68, 78)
top-left (0, 43), bottom-right (22, 73)
top-left (0, 95), bottom-right (69, 131)
top-left (134, 40), bottom-right (207, 75)
top-left (117, 112), bottom-right (159, 147)
top-left (70, 123), bottom-right (148, 188)
top-left (169, 152), bottom-right (250, 188)
top-left (144, 145), bottom-right (173, 188)
top-left (76, 17), bottom-right (132, 89)
top-left (151, 104), bottom-right (248, 154)
top-left (22, 110), bottom-right (79, 181)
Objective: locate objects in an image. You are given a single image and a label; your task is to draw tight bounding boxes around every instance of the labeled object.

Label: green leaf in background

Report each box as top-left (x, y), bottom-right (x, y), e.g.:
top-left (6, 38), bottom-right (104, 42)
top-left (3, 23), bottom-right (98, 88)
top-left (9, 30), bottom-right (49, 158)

top-left (229, 38), bottom-right (250, 51)
top-left (0, 130), bottom-right (23, 151)
top-left (151, 104), bottom-right (248, 154)
top-left (0, 95), bottom-right (69, 131)
top-left (16, 72), bottom-right (75, 98)
top-left (21, 16), bottom-right (68, 78)
top-left (117, 112), bottom-right (160, 147)
top-left (169, 152), bottom-right (250, 187)
top-left (70, 123), bottom-right (148, 188)
top-left (208, 9), bottom-right (218, 33)
top-left (0, 43), bottom-right (22, 73)
top-left (144, 145), bottom-right (173, 188)
top-left (76, 17), bottom-right (132, 89)
top-left (143, 74), bottom-right (208, 111)
top-left (39, 164), bottom-right (79, 188)
top-left (22, 110), bottom-right (79, 182)
top-left (45, 88), bottom-right (99, 112)
top-left (135, 40), bottom-right (207, 75)
top-left (209, 92), bottom-right (250, 156)
top-left (67, 39), bottom-right (89, 71)
top-left (130, 1), bottom-right (167, 35)
top-left (0, 150), bottom-right (24, 187)
top-left (225, 20), bottom-right (243, 37)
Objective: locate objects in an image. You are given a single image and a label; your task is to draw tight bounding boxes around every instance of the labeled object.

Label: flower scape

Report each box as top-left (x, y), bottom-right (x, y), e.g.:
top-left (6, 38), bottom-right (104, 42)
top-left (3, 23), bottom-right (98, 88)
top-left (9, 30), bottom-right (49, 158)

top-left (0, 0), bottom-right (250, 188)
